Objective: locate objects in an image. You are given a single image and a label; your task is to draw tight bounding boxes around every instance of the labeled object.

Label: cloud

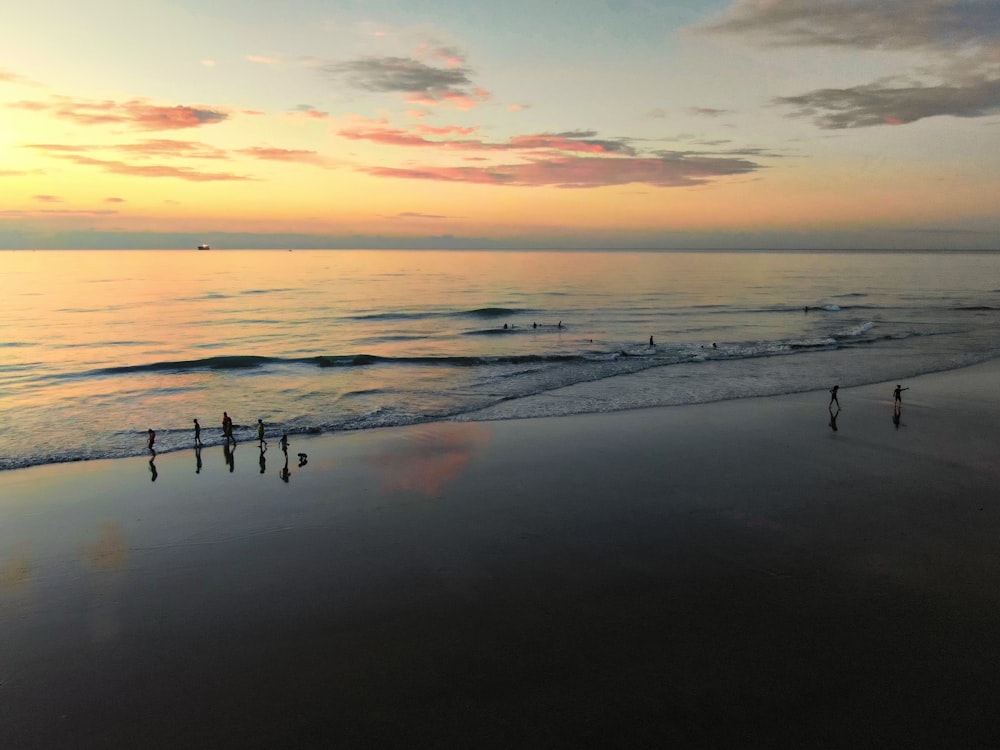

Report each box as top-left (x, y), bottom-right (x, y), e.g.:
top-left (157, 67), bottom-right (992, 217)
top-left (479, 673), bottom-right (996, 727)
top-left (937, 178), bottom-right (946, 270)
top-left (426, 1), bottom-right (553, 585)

top-left (0, 209), bottom-right (118, 218)
top-left (393, 211), bottom-right (451, 219)
top-left (33, 194), bottom-right (61, 203)
top-left (775, 76), bottom-right (1000, 127)
top-left (52, 154), bottom-right (251, 181)
top-left (114, 140), bottom-right (229, 159)
top-left (326, 55), bottom-right (490, 109)
top-left (699, 0), bottom-right (1000, 127)
top-left (201, 59), bottom-right (216, 67)
top-left (697, 0), bottom-right (1000, 52)
top-left (105, 197), bottom-right (126, 203)
top-left (8, 96), bottom-right (228, 130)
top-left (235, 146), bottom-right (328, 165)
top-left (247, 54), bottom-right (281, 65)
top-left (337, 118), bottom-right (636, 154)
top-left (27, 140), bottom-right (228, 160)
top-left (690, 107), bottom-right (730, 117)
top-left (291, 104), bottom-right (331, 120)
top-left (363, 152), bottom-right (761, 188)
top-left (1, 68), bottom-right (31, 85)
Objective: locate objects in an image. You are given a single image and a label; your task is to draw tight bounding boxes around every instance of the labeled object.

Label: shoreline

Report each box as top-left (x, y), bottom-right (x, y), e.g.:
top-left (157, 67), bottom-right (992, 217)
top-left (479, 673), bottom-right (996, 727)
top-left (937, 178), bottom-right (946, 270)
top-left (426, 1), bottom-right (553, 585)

top-left (2, 361), bottom-right (1000, 747)
top-left (4, 353), bottom-right (998, 476)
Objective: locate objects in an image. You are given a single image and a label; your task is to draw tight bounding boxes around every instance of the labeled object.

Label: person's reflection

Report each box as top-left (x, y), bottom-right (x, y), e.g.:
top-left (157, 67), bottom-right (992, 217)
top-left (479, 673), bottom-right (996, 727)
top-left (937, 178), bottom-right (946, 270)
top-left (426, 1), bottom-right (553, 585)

top-left (259, 445), bottom-right (267, 474)
top-left (280, 453), bottom-right (290, 483)
top-left (828, 404), bottom-right (840, 432)
top-left (224, 440), bottom-right (236, 473)
top-left (148, 455), bottom-right (158, 482)
top-left (195, 445), bottom-right (203, 474)
top-left (893, 402), bottom-right (902, 430)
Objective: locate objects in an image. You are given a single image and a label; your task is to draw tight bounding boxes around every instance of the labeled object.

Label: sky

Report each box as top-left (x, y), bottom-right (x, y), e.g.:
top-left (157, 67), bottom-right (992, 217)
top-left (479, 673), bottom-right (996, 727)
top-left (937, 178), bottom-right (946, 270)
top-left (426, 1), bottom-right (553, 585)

top-left (2, 0), bottom-right (999, 250)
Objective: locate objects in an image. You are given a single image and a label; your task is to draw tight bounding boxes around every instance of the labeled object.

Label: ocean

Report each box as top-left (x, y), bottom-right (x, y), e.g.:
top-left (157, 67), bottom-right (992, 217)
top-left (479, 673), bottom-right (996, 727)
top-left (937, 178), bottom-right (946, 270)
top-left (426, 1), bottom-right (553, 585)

top-left (2, 249), bottom-right (998, 471)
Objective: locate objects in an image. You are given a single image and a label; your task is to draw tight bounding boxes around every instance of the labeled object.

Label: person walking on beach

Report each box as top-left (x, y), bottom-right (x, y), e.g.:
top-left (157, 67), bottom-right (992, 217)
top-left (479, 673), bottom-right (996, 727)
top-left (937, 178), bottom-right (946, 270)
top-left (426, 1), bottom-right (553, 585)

top-left (280, 433), bottom-right (289, 456)
top-left (257, 419), bottom-right (267, 450)
top-left (193, 418), bottom-right (203, 446)
top-left (893, 384), bottom-right (909, 405)
top-left (147, 428), bottom-right (156, 454)
top-left (222, 412), bottom-right (233, 442)
top-left (829, 385), bottom-right (840, 408)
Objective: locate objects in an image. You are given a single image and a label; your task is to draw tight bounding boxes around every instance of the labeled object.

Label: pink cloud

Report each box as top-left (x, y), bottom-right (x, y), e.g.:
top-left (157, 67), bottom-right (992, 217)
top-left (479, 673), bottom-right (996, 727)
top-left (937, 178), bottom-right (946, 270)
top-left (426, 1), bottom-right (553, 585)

top-left (33, 194), bottom-right (61, 202)
top-left (8, 96), bottom-right (228, 130)
top-left (416, 124), bottom-right (478, 136)
top-left (57, 154), bottom-right (251, 181)
top-left (406, 87), bottom-right (490, 110)
top-left (236, 146), bottom-right (328, 165)
top-left (105, 197), bottom-right (126, 203)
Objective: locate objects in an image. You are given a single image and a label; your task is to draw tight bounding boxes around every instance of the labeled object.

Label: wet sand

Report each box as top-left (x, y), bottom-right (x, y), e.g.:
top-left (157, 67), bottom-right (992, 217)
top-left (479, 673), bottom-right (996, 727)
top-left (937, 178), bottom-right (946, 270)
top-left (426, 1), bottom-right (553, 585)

top-left (2, 361), bottom-right (1000, 748)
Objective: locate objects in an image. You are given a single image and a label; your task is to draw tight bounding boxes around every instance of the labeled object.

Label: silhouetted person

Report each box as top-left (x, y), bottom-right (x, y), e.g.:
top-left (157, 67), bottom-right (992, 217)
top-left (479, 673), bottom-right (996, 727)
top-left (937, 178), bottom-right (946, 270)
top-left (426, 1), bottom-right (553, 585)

top-left (222, 411), bottom-right (232, 442)
top-left (503, 323), bottom-right (508, 329)
top-left (712, 342), bottom-right (717, 349)
top-left (649, 336), bottom-right (654, 347)
top-left (829, 385), bottom-right (840, 408)
top-left (298, 452), bottom-right (308, 468)
top-left (280, 433), bottom-right (289, 456)
top-left (893, 384), bottom-right (909, 404)
top-left (828, 405), bottom-right (840, 432)
top-left (193, 418), bottom-right (203, 446)
top-left (195, 445), bottom-right (202, 474)
top-left (147, 428), bottom-right (156, 454)
top-left (149, 456), bottom-right (158, 482)
top-left (257, 419), bottom-right (267, 450)
top-left (259, 446), bottom-right (267, 474)
top-left (533, 322), bottom-right (537, 329)
top-left (557, 321), bottom-right (563, 328)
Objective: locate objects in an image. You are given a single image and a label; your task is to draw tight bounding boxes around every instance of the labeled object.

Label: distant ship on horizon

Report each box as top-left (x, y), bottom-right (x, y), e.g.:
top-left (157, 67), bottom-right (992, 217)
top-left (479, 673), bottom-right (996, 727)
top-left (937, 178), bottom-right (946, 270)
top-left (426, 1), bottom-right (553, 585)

top-left (197, 243), bottom-right (210, 250)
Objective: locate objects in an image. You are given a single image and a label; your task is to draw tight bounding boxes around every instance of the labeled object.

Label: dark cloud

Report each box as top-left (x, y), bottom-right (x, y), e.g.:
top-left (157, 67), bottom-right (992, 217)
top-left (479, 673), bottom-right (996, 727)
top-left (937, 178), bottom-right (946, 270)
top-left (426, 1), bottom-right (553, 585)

top-left (689, 107), bottom-right (730, 117)
top-left (775, 77), bottom-right (1000, 128)
top-left (325, 56), bottom-right (489, 108)
top-left (327, 56), bottom-right (473, 93)
top-left (363, 153), bottom-right (761, 189)
top-left (699, 0), bottom-right (1000, 127)
top-left (698, 0), bottom-right (1000, 51)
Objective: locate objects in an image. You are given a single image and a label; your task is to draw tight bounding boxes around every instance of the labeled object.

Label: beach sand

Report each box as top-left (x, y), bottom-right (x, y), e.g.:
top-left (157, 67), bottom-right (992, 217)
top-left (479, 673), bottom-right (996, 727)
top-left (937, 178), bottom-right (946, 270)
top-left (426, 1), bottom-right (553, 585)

top-left (2, 361), bottom-right (999, 748)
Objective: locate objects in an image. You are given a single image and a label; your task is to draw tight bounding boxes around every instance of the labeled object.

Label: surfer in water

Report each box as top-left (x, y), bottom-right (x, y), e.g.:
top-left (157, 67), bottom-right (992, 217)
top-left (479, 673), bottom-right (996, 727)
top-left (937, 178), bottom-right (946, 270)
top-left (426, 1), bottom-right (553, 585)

top-left (649, 336), bottom-right (654, 348)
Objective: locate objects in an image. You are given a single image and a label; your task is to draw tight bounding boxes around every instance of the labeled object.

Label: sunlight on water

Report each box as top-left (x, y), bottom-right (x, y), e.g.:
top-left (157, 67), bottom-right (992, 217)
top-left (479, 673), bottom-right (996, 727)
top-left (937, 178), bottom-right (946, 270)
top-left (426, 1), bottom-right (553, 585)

top-left (1, 249), bottom-right (999, 469)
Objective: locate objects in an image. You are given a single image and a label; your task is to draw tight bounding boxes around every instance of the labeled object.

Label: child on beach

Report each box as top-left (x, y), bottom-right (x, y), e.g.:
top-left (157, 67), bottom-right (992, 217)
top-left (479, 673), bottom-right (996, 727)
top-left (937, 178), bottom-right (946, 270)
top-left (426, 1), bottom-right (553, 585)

top-left (829, 385), bottom-right (840, 407)
top-left (893, 385), bottom-right (909, 404)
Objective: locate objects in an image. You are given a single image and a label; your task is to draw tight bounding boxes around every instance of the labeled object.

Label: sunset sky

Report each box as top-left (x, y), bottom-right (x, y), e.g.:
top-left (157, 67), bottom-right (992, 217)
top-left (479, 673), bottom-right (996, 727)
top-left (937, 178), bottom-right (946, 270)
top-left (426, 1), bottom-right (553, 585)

top-left (2, 0), bottom-right (999, 250)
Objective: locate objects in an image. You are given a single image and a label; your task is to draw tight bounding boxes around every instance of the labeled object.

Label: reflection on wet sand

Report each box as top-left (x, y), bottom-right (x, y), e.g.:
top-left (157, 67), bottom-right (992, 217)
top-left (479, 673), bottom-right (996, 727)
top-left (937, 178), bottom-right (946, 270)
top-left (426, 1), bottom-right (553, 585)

top-left (84, 522), bottom-right (128, 570)
top-left (1, 552), bottom-right (32, 588)
top-left (372, 423), bottom-right (491, 497)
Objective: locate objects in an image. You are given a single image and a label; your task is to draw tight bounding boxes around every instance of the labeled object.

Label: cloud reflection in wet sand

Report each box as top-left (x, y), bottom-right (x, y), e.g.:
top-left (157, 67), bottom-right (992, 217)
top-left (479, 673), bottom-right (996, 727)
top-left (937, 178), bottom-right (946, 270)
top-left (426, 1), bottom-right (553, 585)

top-left (372, 423), bottom-right (491, 498)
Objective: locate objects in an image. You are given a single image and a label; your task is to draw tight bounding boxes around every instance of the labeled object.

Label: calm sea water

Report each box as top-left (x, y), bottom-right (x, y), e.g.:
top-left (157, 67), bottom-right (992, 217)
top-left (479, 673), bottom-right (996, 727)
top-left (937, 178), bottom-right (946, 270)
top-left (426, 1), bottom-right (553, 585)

top-left (2, 249), bottom-right (998, 471)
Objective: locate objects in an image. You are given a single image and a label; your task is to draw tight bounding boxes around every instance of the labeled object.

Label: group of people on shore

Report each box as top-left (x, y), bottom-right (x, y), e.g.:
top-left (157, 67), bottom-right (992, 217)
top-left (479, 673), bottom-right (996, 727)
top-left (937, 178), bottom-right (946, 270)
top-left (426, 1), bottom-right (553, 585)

top-left (145, 413), bottom-right (306, 479)
top-left (828, 383), bottom-right (909, 431)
